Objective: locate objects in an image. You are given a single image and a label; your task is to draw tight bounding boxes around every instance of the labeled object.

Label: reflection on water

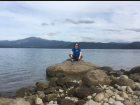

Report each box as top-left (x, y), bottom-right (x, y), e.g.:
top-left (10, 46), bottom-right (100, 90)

top-left (0, 48), bottom-right (140, 97)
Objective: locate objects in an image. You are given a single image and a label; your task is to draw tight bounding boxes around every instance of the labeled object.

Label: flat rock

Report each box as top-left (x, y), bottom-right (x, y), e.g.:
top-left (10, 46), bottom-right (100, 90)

top-left (46, 59), bottom-right (100, 77)
top-left (113, 101), bottom-right (124, 105)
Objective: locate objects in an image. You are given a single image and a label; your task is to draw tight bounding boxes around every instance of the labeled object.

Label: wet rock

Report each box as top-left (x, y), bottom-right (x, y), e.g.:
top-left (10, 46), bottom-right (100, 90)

top-left (16, 87), bottom-right (31, 98)
top-left (76, 87), bottom-right (90, 98)
top-left (24, 94), bottom-right (38, 105)
top-left (46, 59), bottom-right (100, 77)
top-left (82, 70), bottom-right (111, 87)
top-left (129, 73), bottom-right (140, 82)
top-left (35, 86), bottom-right (44, 91)
top-left (49, 77), bottom-right (58, 87)
top-left (0, 97), bottom-right (31, 105)
top-left (37, 91), bottom-right (45, 99)
top-left (100, 66), bottom-right (113, 72)
top-left (94, 93), bottom-right (104, 102)
top-left (36, 81), bottom-right (49, 89)
top-left (60, 99), bottom-right (74, 105)
top-left (44, 87), bottom-right (55, 94)
top-left (56, 78), bottom-right (66, 87)
top-left (75, 100), bottom-right (86, 105)
top-left (45, 94), bottom-right (58, 102)
top-left (131, 66), bottom-right (140, 74)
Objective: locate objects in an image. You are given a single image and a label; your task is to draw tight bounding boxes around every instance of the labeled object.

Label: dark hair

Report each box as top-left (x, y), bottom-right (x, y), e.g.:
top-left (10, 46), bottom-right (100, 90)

top-left (74, 42), bottom-right (79, 47)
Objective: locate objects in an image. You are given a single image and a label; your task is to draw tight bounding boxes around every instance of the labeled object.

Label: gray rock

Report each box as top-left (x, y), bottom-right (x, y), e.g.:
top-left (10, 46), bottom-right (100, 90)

top-left (120, 92), bottom-right (128, 99)
top-left (126, 86), bottom-right (133, 93)
top-left (102, 98), bottom-right (108, 103)
top-left (115, 94), bottom-right (124, 101)
top-left (87, 95), bottom-right (92, 100)
top-left (106, 89), bottom-right (114, 97)
top-left (94, 93), bottom-right (104, 102)
top-left (136, 82), bottom-right (140, 90)
top-left (108, 98), bottom-right (115, 104)
top-left (113, 101), bottom-right (124, 105)
top-left (82, 70), bottom-right (111, 87)
top-left (103, 103), bottom-right (110, 105)
top-left (118, 86), bottom-right (127, 92)
top-left (124, 100), bottom-right (134, 105)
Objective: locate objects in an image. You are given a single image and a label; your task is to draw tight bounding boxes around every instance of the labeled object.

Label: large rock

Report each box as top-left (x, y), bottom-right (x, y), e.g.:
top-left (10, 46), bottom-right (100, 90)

top-left (118, 75), bottom-right (136, 90)
top-left (131, 66), bottom-right (140, 74)
top-left (0, 97), bottom-right (31, 105)
top-left (16, 87), bottom-right (31, 98)
top-left (129, 73), bottom-right (140, 82)
top-left (35, 81), bottom-right (49, 88)
top-left (46, 59), bottom-right (100, 77)
top-left (60, 99), bottom-right (75, 105)
top-left (24, 94), bottom-right (38, 105)
top-left (82, 70), bottom-right (111, 87)
top-left (76, 87), bottom-right (90, 98)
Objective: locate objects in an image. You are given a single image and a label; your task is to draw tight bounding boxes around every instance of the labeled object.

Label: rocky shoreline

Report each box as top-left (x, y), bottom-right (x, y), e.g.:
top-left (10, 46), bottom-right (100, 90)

top-left (1, 59), bottom-right (140, 105)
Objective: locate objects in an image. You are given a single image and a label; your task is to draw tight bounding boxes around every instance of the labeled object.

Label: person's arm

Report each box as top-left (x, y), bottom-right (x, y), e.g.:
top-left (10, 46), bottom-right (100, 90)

top-left (70, 49), bottom-right (73, 58)
top-left (79, 52), bottom-right (82, 59)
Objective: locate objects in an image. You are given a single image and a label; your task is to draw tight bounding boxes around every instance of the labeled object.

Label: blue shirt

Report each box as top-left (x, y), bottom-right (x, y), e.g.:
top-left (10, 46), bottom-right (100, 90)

top-left (71, 47), bottom-right (81, 56)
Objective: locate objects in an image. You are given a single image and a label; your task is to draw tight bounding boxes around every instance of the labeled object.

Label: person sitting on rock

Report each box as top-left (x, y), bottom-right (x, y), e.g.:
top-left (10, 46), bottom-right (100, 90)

top-left (69, 42), bottom-right (83, 62)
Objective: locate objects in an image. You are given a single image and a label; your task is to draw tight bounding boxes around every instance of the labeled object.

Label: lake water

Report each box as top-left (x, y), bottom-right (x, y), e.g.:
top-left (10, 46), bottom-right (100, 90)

top-left (0, 48), bottom-right (140, 97)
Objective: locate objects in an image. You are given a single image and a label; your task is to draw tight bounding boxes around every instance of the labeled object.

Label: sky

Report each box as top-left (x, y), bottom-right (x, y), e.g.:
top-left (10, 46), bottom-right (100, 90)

top-left (0, 1), bottom-right (140, 43)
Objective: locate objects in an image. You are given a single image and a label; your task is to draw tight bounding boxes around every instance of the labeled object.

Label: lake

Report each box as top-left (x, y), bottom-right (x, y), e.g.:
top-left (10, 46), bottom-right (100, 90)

top-left (0, 48), bottom-right (140, 97)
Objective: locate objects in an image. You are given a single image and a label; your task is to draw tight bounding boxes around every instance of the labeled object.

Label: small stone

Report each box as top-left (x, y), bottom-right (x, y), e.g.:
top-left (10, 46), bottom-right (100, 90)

top-left (124, 100), bottom-right (134, 105)
top-left (84, 100), bottom-right (100, 105)
top-left (133, 95), bottom-right (138, 99)
top-left (103, 103), bottom-right (109, 105)
top-left (115, 95), bottom-right (124, 101)
top-left (113, 101), bottom-right (124, 105)
top-left (120, 92), bottom-right (128, 99)
top-left (106, 89), bottom-right (114, 97)
top-left (126, 86), bottom-right (133, 94)
top-left (94, 93), bottom-right (104, 102)
top-left (115, 84), bottom-right (120, 88)
top-left (102, 98), bottom-right (108, 103)
top-left (54, 101), bottom-right (57, 104)
top-left (99, 101), bottom-right (103, 104)
top-left (35, 98), bottom-right (43, 105)
top-left (59, 89), bottom-right (64, 93)
top-left (87, 95), bottom-right (92, 100)
top-left (65, 97), bottom-right (70, 99)
top-left (92, 93), bottom-right (96, 97)
top-left (112, 95), bottom-right (116, 99)
top-left (118, 86), bottom-right (127, 92)
top-left (49, 101), bottom-right (53, 104)
top-left (108, 98), bottom-right (115, 104)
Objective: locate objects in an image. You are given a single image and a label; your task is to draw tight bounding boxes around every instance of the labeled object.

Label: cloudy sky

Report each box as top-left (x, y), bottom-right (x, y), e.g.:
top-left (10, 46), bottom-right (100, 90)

top-left (1, 1), bottom-right (140, 43)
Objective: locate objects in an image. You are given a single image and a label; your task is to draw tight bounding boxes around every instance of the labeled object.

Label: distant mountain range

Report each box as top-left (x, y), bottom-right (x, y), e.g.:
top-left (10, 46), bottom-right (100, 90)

top-left (0, 37), bottom-right (140, 49)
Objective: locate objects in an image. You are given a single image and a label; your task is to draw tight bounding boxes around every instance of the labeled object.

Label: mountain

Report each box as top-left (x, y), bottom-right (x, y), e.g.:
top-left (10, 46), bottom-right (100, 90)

top-left (54, 42), bottom-right (128, 49)
top-left (0, 37), bottom-right (72, 48)
top-left (1, 37), bottom-right (138, 49)
top-left (122, 42), bottom-right (140, 49)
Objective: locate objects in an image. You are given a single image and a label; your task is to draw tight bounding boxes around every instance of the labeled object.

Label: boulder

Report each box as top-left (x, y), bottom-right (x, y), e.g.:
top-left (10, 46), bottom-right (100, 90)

top-left (16, 87), bottom-right (31, 98)
top-left (82, 70), bottom-right (111, 87)
top-left (76, 87), bottom-right (90, 98)
top-left (36, 81), bottom-right (49, 88)
top-left (49, 77), bottom-right (58, 87)
top-left (129, 73), bottom-right (140, 82)
top-left (0, 97), bottom-right (31, 105)
top-left (46, 59), bottom-right (100, 77)
top-left (118, 75), bottom-right (136, 90)
top-left (131, 66), bottom-right (140, 74)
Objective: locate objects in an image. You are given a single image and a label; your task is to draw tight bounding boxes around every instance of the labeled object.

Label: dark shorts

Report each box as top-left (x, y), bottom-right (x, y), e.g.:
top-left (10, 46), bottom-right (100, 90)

top-left (69, 54), bottom-right (83, 61)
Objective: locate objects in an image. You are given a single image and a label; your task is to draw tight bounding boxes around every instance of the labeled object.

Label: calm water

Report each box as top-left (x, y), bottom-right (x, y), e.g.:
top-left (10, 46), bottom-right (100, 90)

top-left (0, 48), bottom-right (140, 97)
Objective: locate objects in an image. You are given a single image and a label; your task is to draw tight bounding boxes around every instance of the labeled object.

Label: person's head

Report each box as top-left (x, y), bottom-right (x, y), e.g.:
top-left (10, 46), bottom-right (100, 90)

top-left (74, 42), bottom-right (79, 49)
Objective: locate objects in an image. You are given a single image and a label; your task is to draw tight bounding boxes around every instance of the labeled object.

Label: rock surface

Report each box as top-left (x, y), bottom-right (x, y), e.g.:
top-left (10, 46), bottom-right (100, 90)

top-left (46, 59), bottom-right (100, 77)
top-left (82, 70), bottom-right (111, 87)
top-left (0, 97), bottom-right (31, 105)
